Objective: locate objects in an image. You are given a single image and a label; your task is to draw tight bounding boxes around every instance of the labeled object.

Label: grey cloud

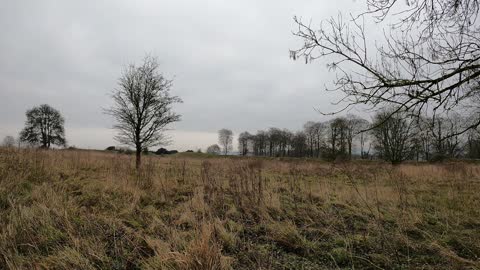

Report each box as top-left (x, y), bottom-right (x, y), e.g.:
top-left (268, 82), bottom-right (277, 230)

top-left (0, 0), bottom-right (365, 150)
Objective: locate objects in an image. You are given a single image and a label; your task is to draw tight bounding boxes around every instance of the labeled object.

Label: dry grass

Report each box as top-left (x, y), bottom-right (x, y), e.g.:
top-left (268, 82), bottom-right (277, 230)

top-left (0, 148), bottom-right (479, 269)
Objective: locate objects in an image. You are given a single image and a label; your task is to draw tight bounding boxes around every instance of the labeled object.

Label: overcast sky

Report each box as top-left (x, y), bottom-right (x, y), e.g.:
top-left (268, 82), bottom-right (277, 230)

top-left (0, 0), bottom-right (369, 151)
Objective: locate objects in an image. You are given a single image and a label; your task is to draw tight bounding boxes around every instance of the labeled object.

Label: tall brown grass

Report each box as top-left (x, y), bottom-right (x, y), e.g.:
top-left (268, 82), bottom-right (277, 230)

top-left (0, 148), bottom-right (479, 269)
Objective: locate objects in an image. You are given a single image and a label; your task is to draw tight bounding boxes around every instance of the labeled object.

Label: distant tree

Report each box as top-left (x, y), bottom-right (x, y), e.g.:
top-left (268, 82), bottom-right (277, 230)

top-left (117, 147), bottom-right (134, 154)
top-left (412, 117), bottom-right (433, 161)
top-left (252, 130), bottom-right (268, 156)
top-left (156, 148), bottom-right (169, 155)
top-left (356, 119), bottom-right (372, 159)
top-left (185, 150), bottom-right (194, 153)
top-left (412, 114), bottom-right (467, 161)
top-left (303, 122), bottom-right (316, 157)
top-left (206, 144), bottom-right (221, 155)
top-left (2, 136), bottom-right (15, 148)
top-left (105, 146), bottom-right (116, 151)
top-left (291, 131), bottom-right (308, 157)
top-left (345, 114), bottom-right (368, 159)
top-left (105, 56), bottom-right (182, 169)
top-left (218, 129), bottom-right (233, 155)
top-left (19, 104), bottom-right (66, 148)
top-left (466, 128), bottom-right (480, 159)
top-left (280, 129), bottom-right (294, 156)
top-left (196, 148), bottom-right (203, 153)
top-left (238, 131), bottom-right (251, 156)
top-left (267, 128), bottom-right (282, 157)
top-left (372, 110), bottom-right (415, 164)
top-left (304, 121), bottom-right (325, 157)
top-left (326, 117), bottom-right (348, 160)
top-left (432, 114), bottom-right (464, 160)
top-left (155, 148), bottom-right (179, 155)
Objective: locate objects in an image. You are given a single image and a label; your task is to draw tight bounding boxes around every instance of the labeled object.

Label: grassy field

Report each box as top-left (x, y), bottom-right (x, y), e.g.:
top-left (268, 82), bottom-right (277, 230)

top-left (0, 148), bottom-right (479, 269)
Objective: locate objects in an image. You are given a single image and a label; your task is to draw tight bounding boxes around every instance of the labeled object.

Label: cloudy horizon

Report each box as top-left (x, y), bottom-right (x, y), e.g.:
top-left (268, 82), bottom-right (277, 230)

top-left (0, 0), bottom-right (370, 151)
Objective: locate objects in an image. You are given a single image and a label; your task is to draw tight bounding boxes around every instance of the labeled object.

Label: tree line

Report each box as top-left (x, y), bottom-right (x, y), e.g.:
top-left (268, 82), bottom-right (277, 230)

top-left (227, 110), bottom-right (480, 164)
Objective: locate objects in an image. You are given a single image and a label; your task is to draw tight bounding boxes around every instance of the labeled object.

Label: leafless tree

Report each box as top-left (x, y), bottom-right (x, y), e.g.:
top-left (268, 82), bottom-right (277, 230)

top-left (304, 121), bottom-right (325, 157)
top-left (19, 104), bottom-right (66, 148)
top-left (206, 144), bottom-right (221, 155)
top-left (291, 131), bottom-right (308, 157)
top-left (2, 136), bottom-right (15, 148)
top-left (412, 117), bottom-right (433, 160)
top-left (293, 0), bottom-right (480, 135)
top-left (326, 117), bottom-right (349, 159)
top-left (218, 129), bottom-right (233, 155)
top-left (345, 114), bottom-right (368, 159)
top-left (414, 113), bottom-right (466, 160)
top-left (252, 131), bottom-right (268, 156)
top-left (430, 114), bottom-right (465, 159)
top-left (372, 110), bottom-right (415, 164)
top-left (466, 127), bottom-right (480, 158)
top-left (303, 122), bottom-right (316, 157)
top-left (355, 118), bottom-right (372, 159)
top-left (238, 131), bottom-right (252, 156)
top-left (106, 56), bottom-right (182, 169)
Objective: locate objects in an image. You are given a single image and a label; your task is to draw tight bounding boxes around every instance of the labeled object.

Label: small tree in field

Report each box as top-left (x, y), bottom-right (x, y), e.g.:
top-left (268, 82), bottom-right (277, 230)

top-left (372, 110), bottom-right (415, 164)
top-left (206, 144), bottom-right (221, 155)
top-left (19, 104), bottom-right (66, 148)
top-left (106, 56), bottom-right (182, 169)
top-left (218, 129), bottom-right (233, 155)
top-left (2, 136), bottom-right (15, 148)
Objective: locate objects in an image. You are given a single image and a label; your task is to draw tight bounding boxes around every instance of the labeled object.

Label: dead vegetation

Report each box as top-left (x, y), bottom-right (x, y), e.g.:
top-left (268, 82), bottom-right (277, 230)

top-left (0, 148), bottom-right (479, 269)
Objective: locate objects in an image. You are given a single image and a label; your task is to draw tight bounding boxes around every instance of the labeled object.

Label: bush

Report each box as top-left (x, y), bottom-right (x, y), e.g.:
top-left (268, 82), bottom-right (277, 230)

top-left (155, 148), bottom-right (178, 155)
top-left (156, 148), bottom-right (168, 155)
top-left (117, 147), bottom-right (134, 155)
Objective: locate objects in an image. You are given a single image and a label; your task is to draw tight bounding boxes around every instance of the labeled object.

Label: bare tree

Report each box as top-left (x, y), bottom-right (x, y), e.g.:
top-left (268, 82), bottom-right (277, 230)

top-left (303, 122), bottom-right (316, 157)
top-left (304, 121), bottom-right (325, 157)
top-left (206, 144), bottom-right (221, 155)
top-left (238, 131), bottom-right (252, 156)
top-left (414, 113), bottom-right (466, 160)
top-left (345, 114), bottom-right (366, 159)
top-left (2, 136), bottom-right (15, 148)
top-left (293, 0), bottom-right (480, 134)
top-left (466, 127), bottom-right (480, 158)
top-left (355, 118), bottom-right (372, 159)
top-left (412, 117), bottom-right (434, 161)
top-left (19, 104), bottom-right (66, 148)
top-left (218, 129), bottom-right (233, 155)
top-left (291, 131), bottom-right (308, 157)
top-left (372, 110), bottom-right (415, 164)
top-left (252, 131), bottom-right (268, 156)
top-left (326, 117), bottom-right (349, 159)
top-left (106, 56), bottom-right (182, 169)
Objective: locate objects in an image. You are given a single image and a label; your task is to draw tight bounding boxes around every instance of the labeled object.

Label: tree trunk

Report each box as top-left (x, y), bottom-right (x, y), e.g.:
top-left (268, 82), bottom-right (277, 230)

top-left (348, 142), bottom-right (352, 159)
top-left (135, 147), bottom-right (141, 170)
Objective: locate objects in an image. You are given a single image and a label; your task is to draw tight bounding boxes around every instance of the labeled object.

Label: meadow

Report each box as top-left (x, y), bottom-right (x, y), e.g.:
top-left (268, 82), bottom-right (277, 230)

top-left (0, 148), bottom-right (479, 269)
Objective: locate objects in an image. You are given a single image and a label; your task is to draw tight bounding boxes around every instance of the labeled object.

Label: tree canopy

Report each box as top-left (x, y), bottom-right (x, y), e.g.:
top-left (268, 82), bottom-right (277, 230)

top-left (106, 56), bottom-right (182, 169)
top-left (19, 104), bottom-right (66, 148)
